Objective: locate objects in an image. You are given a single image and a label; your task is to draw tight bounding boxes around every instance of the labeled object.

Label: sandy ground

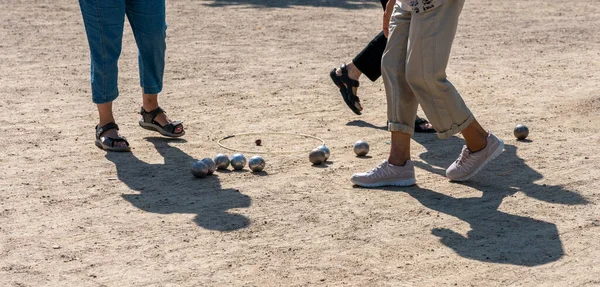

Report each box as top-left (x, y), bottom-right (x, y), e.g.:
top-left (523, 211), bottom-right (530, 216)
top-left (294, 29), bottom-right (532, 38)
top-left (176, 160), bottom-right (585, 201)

top-left (1, 0), bottom-right (600, 286)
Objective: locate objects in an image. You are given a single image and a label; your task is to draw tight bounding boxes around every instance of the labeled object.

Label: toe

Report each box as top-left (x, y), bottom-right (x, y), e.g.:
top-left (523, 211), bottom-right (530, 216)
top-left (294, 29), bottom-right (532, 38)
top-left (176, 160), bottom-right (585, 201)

top-left (174, 125), bottom-right (184, 134)
top-left (354, 102), bottom-right (363, 111)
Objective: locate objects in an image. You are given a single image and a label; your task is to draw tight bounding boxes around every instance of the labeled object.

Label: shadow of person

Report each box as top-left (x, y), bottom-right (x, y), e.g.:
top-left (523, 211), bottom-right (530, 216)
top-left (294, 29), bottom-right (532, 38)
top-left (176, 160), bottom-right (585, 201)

top-left (384, 185), bottom-right (564, 266)
top-left (105, 137), bottom-right (251, 232)
top-left (372, 133), bottom-right (588, 266)
top-left (412, 134), bottom-right (588, 206)
top-left (206, 0), bottom-right (377, 9)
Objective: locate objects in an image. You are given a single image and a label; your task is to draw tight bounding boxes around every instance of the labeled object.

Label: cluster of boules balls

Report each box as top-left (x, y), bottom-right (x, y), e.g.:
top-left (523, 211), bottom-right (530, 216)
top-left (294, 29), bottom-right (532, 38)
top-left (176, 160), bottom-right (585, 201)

top-left (191, 153), bottom-right (266, 178)
top-left (193, 123), bottom-right (532, 173)
top-left (196, 123), bottom-right (529, 174)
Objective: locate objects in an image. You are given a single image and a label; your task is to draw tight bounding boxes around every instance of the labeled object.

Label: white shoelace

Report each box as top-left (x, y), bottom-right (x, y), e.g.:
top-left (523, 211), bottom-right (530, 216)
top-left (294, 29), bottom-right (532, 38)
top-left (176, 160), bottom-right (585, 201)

top-left (456, 146), bottom-right (471, 166)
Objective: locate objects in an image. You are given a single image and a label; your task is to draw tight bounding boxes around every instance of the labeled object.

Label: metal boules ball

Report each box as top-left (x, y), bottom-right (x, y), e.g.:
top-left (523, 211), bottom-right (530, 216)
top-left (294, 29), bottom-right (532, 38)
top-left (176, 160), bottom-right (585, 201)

top-left (191, 160), bottom-right (209, 178)
top-left (514, 124), bottom-right (529, 140)
top-left (248, 155), bottom-right (266, 172)
top-left (353, 140), bottom-right (370, 156)
top-left (201, 158), bottom-right (216, 175)
top-left (230, 153), bottom-right (247, 170)
top-left (317, 145), bottom-right (330, 161)
top-left (214, 154), bottom-right (230, 170)
top-left (309, 148), bottom-right (326, 165)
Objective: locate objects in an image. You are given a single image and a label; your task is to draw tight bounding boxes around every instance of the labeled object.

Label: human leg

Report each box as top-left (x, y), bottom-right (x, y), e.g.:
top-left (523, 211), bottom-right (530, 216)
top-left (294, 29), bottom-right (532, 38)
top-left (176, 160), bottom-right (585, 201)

top-left (95, 103), bottom-right (130, 152)
top-left (404, 0), bottom-right (473, 139)
top-left (79, 0), bottom-right (129, 149)
top-left (345, 0), bottom-right (389, 82)
top-left (404, 0), bottom-right (503, 180)
top-left (351, 5), bottom-right (417, 187)
top-left (126, 0), bottom-right (183, 136)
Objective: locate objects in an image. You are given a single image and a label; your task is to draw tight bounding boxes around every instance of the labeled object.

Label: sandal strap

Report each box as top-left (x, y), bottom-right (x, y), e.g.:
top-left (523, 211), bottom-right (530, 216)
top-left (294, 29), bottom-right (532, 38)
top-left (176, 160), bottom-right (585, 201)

top-left (340, 64), bottom-right (360, 88)
top-left (140, 106), bottom-right (184, 134)
top-left (161, 120), bottom-right (183, 134)
top-left (140, 106), bottom-right (166, 124)
top-left (103, 136), bottom-right (130, 148)
top-left (96, 122), bottom-right (119, 139)
top-left (340, 64), bottom-right (361, 104)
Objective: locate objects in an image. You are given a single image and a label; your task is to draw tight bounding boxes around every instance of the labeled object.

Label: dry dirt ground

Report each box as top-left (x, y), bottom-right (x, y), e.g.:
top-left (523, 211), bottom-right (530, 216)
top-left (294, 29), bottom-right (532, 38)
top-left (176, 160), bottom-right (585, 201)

top-left (1, 0), bottom-right (600, 286)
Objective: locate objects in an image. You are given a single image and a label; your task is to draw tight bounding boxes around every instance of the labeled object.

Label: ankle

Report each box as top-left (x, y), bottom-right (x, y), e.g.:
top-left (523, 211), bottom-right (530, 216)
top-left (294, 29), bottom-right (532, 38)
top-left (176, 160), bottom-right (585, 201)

top-left (346, 62), bottom-right (362, 80)
top-left (466, 139), bottom-right (487, 153)
top-left (98, 117), bottom-right (115, 127)
top-left (463, 130), bottom-right (489, 153)
top-left (96, 102), bottom-right (115, 127)
top-left (388, 156), bottom-right (409, 166)
top-left (142, 94), bottom-right (159, 111)
top-left (142, 103), bottom-right (159, 112)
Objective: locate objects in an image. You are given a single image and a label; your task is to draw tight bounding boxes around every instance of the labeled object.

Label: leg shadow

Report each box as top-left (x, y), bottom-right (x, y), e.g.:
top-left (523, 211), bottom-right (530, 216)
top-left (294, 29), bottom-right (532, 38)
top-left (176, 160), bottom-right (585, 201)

top-left (382, 185), bottom-right (563, 266)
top-left (106, 137), bottom-right (251, 232)
top-left (412, 134), bottom-right (589, 206)
top-left (376, 134), bottom-right (589, 266)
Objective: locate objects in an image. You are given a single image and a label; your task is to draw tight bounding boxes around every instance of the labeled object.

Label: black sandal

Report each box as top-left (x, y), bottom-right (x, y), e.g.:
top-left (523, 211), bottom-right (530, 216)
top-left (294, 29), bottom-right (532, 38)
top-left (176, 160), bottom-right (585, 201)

top-left (414, 117), bottom-right (436, 133)
top-left (95, 123), bottom-right (131, 152)
top-left (330, 64), bottom-right (363, 115)
top-left (138, 107), bottom-right (185, 138)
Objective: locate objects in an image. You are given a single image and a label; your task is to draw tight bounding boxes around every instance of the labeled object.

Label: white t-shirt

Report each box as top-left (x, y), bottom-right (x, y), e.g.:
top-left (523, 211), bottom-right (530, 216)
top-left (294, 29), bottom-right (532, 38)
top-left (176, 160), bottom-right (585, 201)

top-left (399, 0), bottom-right (445, 13)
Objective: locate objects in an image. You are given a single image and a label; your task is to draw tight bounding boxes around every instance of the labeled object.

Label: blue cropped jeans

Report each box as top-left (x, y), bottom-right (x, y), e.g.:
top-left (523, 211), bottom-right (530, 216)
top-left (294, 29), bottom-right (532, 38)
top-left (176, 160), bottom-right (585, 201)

top-left (79, 0), bottom-right (166, 104)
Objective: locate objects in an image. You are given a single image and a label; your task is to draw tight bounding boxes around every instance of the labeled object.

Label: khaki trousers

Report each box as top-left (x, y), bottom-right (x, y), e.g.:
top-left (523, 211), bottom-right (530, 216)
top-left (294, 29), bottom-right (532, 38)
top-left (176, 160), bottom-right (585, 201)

top-left (382, 0), bottom-right (474, 139)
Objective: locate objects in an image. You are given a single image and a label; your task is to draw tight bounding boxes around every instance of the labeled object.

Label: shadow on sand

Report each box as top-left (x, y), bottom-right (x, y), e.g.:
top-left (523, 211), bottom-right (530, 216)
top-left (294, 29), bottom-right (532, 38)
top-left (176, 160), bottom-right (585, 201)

top-left (352, 120), bottom-right (588, 266)
top-left (105, 137), bottom-right (251, 232)
top-left (346, 119), bottom-right (387, 131)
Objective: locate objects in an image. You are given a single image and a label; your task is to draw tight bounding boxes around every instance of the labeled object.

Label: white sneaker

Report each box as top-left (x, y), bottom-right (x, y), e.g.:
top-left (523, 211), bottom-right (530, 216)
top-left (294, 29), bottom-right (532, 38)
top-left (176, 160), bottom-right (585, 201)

top-left (446, 132), bottom-right (504, 181)
top-left (351, 160), bottom-right (417, 187)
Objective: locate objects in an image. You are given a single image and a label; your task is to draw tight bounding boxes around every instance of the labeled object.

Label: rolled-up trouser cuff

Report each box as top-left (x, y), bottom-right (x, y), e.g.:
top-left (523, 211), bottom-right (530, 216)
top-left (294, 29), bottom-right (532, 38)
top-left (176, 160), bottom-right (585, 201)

top-left (143, 85), bottom-right (162, 95)
top-left (436, 113), bottom-right (474, 139)
top-left (388, 121), bottom-right (414, 136)
top-left (92, 92), bottom-right (119, 104)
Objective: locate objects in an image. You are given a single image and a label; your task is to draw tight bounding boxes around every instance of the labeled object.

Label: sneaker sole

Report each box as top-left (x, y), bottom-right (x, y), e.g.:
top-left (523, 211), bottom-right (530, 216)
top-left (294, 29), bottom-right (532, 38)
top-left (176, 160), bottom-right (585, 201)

top-left (351, 178), bottom-right (417, 188)
top-left (449, 139), bottom-right (505, 182)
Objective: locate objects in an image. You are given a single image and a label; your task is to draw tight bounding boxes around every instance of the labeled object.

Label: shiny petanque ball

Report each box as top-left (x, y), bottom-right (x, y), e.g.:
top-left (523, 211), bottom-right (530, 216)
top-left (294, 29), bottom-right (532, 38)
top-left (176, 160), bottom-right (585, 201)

top-left (317, 145), bottom-right (330, 161)
top-left (230, 153), bottom-right (247, 170)
top-left (514, 124), bottom-right (529, 140)
top-left (248, 155), bottom-right (266, 172)
top-left (201, 158), bottom-right (216, 175)
top-left (191, 160), bottom-right (209, 178)
top-left (214, 153), bottom-right (230, 170)
top-left (353, 140), bottom-right (370, 156)
top-left (309, 148), bottom-right (326, 165)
